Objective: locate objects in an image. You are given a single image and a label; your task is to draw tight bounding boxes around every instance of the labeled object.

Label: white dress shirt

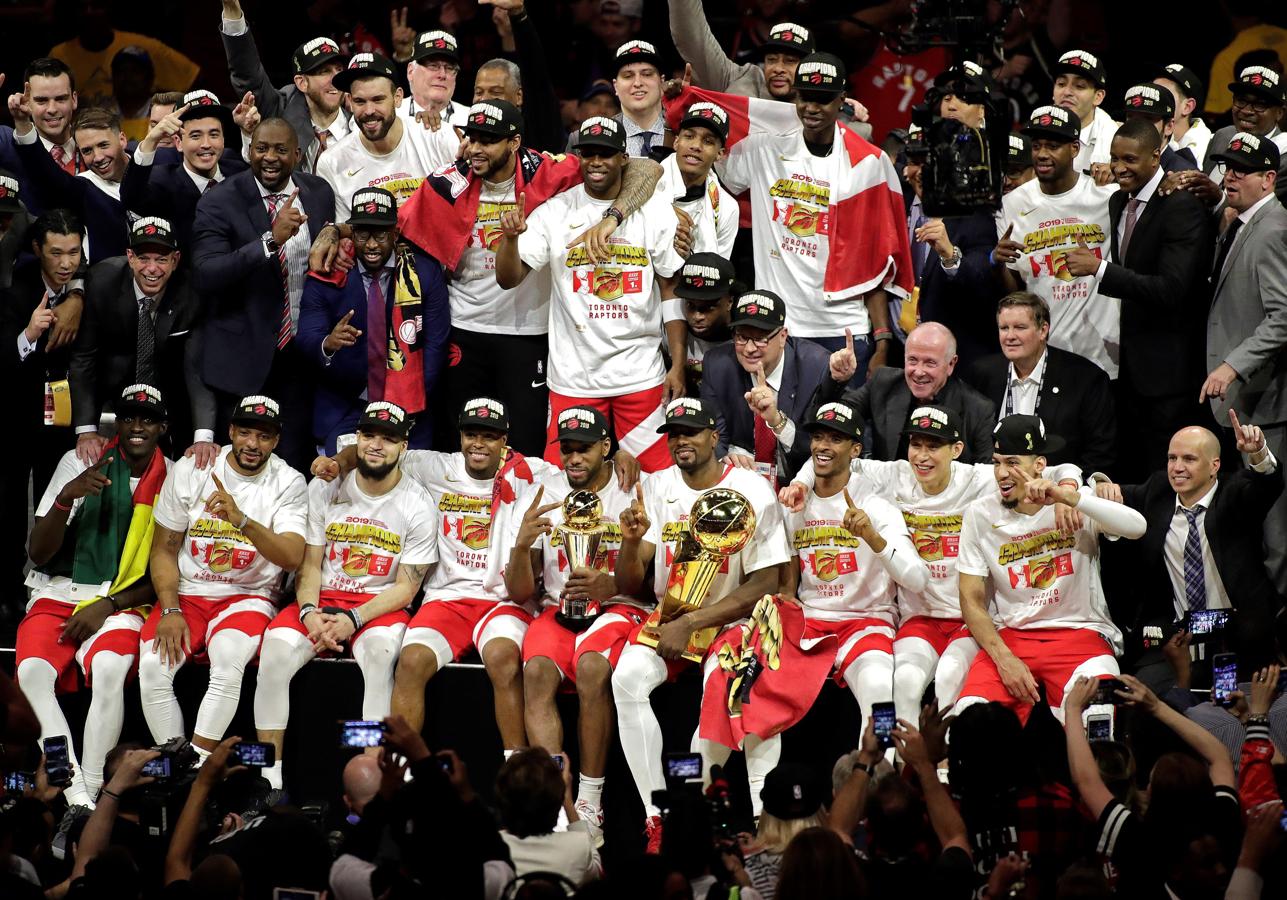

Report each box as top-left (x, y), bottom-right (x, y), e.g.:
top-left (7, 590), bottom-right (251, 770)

top-left (1003, 349), bottom-right (1048, 416)
top-left (256, 176), bottom-right (311, 335)
top-left (620, 110), bottom-right (666, 158)
top-left (183, 160), bottom-right (225, 193)
top-left (16, 278), bottom-right (68, 361)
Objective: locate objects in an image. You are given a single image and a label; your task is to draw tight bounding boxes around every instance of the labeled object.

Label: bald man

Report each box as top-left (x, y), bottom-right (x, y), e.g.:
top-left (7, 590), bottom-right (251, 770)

top-left (814, 322), bottom-right (997, 463)
top-left (342, 754), bottom-right (382, 819)
top-left (1092, 410), bottom-right (1283, 681)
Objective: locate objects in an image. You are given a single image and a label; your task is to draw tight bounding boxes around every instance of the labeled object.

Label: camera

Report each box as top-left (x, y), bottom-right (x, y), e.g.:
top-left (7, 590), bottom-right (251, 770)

top-left (138, 737), bottom-right (200, 841)
top-left (892, 0), bottom-right (1020, 55)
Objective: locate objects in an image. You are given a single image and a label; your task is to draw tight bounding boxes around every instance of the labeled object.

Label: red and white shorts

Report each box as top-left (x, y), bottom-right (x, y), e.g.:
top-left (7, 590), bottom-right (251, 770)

top-left (958, 626), bottom-right (1119, 720)
top-left (140, 593), bottom-right (276, 662)
top-left (16, 597), bottom-right (144, 692)
top-left (894, 616), bottom-right (973, 657)
top-left (802, 616), bottom-right (896, 686)
top-left (264, 590), bottom-right (409, 651)
top-left (403, 598), bottom-right (532, 669)
top-left (546, 385), bottom-right (670, 472)
top-left (522, 604), bottom-right (647, 684)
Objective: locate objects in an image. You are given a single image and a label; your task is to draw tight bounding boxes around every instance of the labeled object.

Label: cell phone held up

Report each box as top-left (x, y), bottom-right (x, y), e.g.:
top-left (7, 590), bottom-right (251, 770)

top-left (1185, 609), bottom-right (1230, 639)
top-left (872, 701), bottom-right (897, 749)
top-left (339, 720), bottom-right (386, 748)
top-left (233, 742), bottom-right (275, 768)
top-left (1093, 678), bottom-right (1129, 706)
top-left (43, 736), bottom-right (72, 788)
top-left (1212, 653), bottom-right (1238, 708)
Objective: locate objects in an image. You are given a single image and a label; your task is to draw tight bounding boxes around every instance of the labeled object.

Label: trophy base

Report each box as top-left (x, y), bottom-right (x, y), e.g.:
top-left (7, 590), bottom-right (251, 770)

top-left (637, 608), bottom-right (718, 664)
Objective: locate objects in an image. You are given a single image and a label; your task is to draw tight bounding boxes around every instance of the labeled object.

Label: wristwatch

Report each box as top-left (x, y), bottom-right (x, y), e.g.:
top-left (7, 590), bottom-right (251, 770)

top-left (942, 245), bottom-right (962, 267)
top-left (601, 207), bottom-right (624, 226)
top-left (262, 230), bottom-right (280, 255)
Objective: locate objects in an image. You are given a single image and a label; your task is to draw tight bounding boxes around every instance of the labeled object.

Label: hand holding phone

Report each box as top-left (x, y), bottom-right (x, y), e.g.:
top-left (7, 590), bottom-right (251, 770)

top-left (872, 702), bottom-right (897, 750)
top-left (232, 741), bottom-right (276, 768)
top-left (664, 752), bottom-right (702, 782)
top-left (1086, 714), bottom-right (1113, 742)
top-left (1212, 653), bottom-right (1238, 707)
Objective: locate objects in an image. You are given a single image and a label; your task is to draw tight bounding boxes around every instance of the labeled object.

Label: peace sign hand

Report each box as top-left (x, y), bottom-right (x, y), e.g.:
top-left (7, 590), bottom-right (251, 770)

top-left (204, 472), bottom-right (245, 526)
top-left (515, 485), bottom-right (560, 550)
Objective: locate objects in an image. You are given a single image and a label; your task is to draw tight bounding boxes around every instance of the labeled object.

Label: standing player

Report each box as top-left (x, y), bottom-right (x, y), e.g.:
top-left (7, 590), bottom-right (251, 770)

top-left (955, 415), bottom-right (1145, 723)
top-left (612, 397), bottom-right (789, 845)
top-left (1051, 50), bottom-right (1117, 176)
top-left (660, 101), bottom-right (737, 258)
top-left (253, 401), bottom-right (437, 789)
top-left (139, 396), bottom-right (308, 758)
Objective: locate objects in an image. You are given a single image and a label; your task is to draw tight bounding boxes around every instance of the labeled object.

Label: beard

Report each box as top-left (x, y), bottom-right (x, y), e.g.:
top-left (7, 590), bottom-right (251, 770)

top-left (233, 447), bottom-right (268, 473)
top-left (357, 455), bottom-right (399, 480)
top-left (360, 113), bottom-right (395, 141)
top-left (1001, 495), bottom-right (1019, 509)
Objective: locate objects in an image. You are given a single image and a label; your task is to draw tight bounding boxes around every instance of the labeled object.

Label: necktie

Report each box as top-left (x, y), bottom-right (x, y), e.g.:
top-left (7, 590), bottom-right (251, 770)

top-left (639, 131), bottom-right (654, 156)
top-left (1210, 218), bottom-right (1243, 284)
top-left (1182, 506), bottom-right (1207, 611)
top-left (1120, 197), bottom-right (1141, 260)
top-left (366, 272), bottom-right (387, 401)
top-left (50, 143), bottom-right (76, 175)
top-left (314, 128), bottom-right (330, 167)
top-left (136, 296), bottom-right (156, 383)
top-left (265, 193), bottom-right (293, 348)
top-left (753, 403), bottom-right (776, 465)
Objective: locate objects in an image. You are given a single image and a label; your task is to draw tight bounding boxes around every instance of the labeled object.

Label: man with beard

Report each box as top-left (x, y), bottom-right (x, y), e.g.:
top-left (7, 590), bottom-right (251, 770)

top-left (16, 384), bottom-right (170, 808)
top-left (611, 397), bottom-right (789, 847)
top-left (138, 396), bottom-right (307, 768)
top-left (254, 401), bottom-right (436, 790)
top-left (659, 101), bottom-right (737, 258)
top-left (0, 58), bottom-right (81, 191)
top-left (954, 414), bottom-right (1145, 724)
top-left (675, 253), bottom-right (734, 395)
top-left (669, 5), bottom-right (814, 100)
top-left (1050, 50), bottom-right (1117, 179)
top-left (219, 0), bottom-right (351, 174)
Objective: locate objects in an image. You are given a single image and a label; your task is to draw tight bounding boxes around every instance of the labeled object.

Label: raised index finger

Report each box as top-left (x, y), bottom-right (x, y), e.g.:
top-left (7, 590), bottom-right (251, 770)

top-left (843, 488), bottom-right (856, 509)
top-left (754, 363), bottom-right (767, 388)
top-left (844, 326), bottom-right (854, 354)
top-left (211, 472), bottom-right (227, 493)
top-left (1002, 223), bottom-right (1014, 240)
top-left (1228, 408), bottom-right (1242, 432)
top-left (635, 482), bottom-right (645, 504)
top-left (94, 454), bottom-right (114, 470)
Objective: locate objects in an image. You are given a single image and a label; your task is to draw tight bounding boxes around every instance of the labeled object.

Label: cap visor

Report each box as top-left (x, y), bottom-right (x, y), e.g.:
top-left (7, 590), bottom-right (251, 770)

top-left (1210, 153), bottom-right (1271, 173)
top-left (1229, 84), bottom-right (1284, 104)
top-left (1020, 124), bottom-right (1077, 142)
top-left (575, 136), bottom-right (625, 153)
top-left (345, 214), bottom-right (398, 228)
top-left (229, 414), bottom-right (281, 431)
top-left (674, 284), bottom-right (727, 301)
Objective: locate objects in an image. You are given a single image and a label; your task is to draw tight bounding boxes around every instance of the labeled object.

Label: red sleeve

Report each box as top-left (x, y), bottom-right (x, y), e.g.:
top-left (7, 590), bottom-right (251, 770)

top-left (1238, 723), bottom-right (1279, 812)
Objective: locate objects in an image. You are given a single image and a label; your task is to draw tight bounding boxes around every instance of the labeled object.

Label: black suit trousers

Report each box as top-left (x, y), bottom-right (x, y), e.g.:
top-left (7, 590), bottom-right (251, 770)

top-left (215, 342), bottom-right (315, 474)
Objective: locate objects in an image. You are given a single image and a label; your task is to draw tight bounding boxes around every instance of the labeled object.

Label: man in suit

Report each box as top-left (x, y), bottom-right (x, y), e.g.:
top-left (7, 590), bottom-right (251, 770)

top-left (0, 57), bottom-right (82, 202)
top-left (698, 289), bottom-right (830, 486)
top-left (1201, 134), bottom-right (1287, 592)
top-left (297, 187), bottom-right (449, 453)
top-left (219, 0), bottom-right (351, 175)
top-left (965, 292), bottom-right (1115, 473)
top-left (1118, 83), bottom-right (1197, 173)
top-left (1063, 118), bottom-right (1214, 479)
top-left (71, 217), bottom-right (214, 467)
top-left (816, 322), bottom-right (996, 463)
top-left (191, 117), bottom-right (335, 472)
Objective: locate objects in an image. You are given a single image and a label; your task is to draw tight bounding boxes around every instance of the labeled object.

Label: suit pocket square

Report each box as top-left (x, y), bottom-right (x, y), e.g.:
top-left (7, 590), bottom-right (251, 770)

top-left (167, 329), bottom-right (191, 337)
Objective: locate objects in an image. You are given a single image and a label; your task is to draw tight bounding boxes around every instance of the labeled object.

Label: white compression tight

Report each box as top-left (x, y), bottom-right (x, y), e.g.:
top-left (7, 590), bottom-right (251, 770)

top-left (138, 630), bottom-right (262, 743)
top-left (694, 653), bottom-right (782, 818)
top-left (892, 636), bottom-right (979, 724)
top-left (841, 649), bottom-right (894, 728)
top-left (611, 644), bottom-right (669, 818)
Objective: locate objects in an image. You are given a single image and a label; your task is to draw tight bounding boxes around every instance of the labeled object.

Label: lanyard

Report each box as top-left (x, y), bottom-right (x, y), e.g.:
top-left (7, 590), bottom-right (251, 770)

top-left (1004, 353), bottom-right (1047, 417)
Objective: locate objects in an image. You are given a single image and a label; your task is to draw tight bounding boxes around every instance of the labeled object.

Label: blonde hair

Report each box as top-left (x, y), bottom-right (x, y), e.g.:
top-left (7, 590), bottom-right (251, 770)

top-left (756, 809), bottom-right (824, 854)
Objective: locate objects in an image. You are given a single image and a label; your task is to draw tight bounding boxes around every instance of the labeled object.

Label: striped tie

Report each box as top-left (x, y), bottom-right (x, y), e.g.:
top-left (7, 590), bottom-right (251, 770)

top-left (1182, 506), bottom-right (1207, 611)
top-left (265, 193), bottom-right (292, 349)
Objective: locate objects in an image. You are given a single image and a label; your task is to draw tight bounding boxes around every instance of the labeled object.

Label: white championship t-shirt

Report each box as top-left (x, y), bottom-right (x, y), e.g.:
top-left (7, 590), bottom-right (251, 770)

top-left (306, 471), bottom-right (438, 595)
top-left (517, 187), bottom-right (684, 397)
top-left (658, 153), bottom-right (738, 259)
top-left (1073, 107), bottom-right (1119, 172)
top-left (152, 450), bottom-right (308, 602)
top-left (997, 174), bottom-right (1121, 378)
top-left (317, 123), bottom-right (454, 221)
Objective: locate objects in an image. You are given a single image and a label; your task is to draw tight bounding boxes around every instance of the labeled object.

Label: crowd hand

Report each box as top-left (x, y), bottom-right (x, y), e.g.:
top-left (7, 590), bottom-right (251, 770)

top-left (672, 206), bottom-right (694, 258)
top-left (271, 190), bottom-right (307, 245)
top-left (23, 293), bottom-right (55, 344)
top-left (1092, 478), bottom-right (1123, 503)
top-left (1088, 162), bottom-right (1114, 186)
top-left (516, 485), bottom-right (559, 550)
top-left (913, 218), bottom-right (953, 259)
top-left (917, 699), bottom-right (954, 763)
top-left (490, 2), bottom-right (515, 39)
top-left (987, 854), bottom-right (1028, 900)
top-left (377, 746), bottom-right (409, 799)
top-left (197, 736), bottom-right (247, 787)
top-left (29, 755), bottom-right (66, 803)
top-left (323, 309), bottom-right (363, 354)
top-left (1240, 800), bottom-right (1284, 871)
top-left (309, 226), bottom-right (342, 273)
top-left (185, 441), bottom-right (219, 470)
top-left (663, 363), bottom-right (686, 403)
top-left (992, 224), bottom-right (1022, 266)
top-left (744, 363), bottom-right (779, 424)
top-left (997, 651), bottom-right (1040, 705)
top-left (1229, 409), bottom-right (1266, 456)
top-left (891, 719), bottom-right (932, 767)
top-left (565, 566), bottom-right (616, 601)
top-left (1186, 172), bottom-right (1223, 204)
top-left (107, 749), bottom-right (161, 793)
top-left (47, 291), bottom-right (82, 349)
top-left (1158, 170), bottom-right (1184, 197)
top-left (436, 748), bottom-right (475, 803)
top-left (611, 449), bottom-right (640, 492)
top-left (566, 212), bottom-right (615, 263)
top-left (655, 615), bottom-right (694, 660)
top-left (499, 192), bottom-right (527, 238)
top-left (390, 6), bottom-right (415, 60)
top-left (383, 714), bottom-right (431, 764)
top-left (829, 327), bottom-right (858, 382)
top-left (413, 107), bottom-right (444, 132)
top-left (1199, 362), bottom-right (1239, 403)
top-left (619, 483), bottom-right (650, 542)
top-left (74, 432), bottom-right (108, 466)
top-left (231, 91), bottom-right (259, 135)
top-left (61, 596), bottom-right (115, 644)
top-left (311, 455), bottom-right (340, 481)
top-left (204, 473), bottom-right (244, 526)
top-left (154, 605), bottom-right (192, 668)
top-left (1064, 675), bottom-right (1100, 716)
top-left (843, 96), bottom-right (870, 123)
top-left (1062, 236), bottom-right (1100, 278)
top-left (1249, 662), bottom-right (1281, 716)
top-left (1225, 690), bottom-right (1250, 724)
top-left (663, 63), bottom-right (693, 101)
top-left (856, 715), bottom-right (882, 767)
top-left (1115, 672), bottom-right (1159, 713)
top-left (726, 453), bottom-right (757, 471)
top-left (842, 489), bottom-right (878, 543)
top-left (778, 481), bottom-right (807, 512)
top-left (1161, 630), bottom-right (1192, 681)
top-left (58, 455), bottom-right (113, 505)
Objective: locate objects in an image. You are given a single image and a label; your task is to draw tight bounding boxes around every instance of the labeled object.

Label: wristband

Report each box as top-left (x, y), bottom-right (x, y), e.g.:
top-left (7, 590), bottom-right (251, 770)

top-left (343, 607), bottom-right (363, 631)
top-left (1246, 714), bottom-right (1269, 726)
top-left (857, 762), bottom-right (877, 778)
top-left (160, 606), bottom-right (184, 618)
top-left (53, 498), bottom-right (72, 512)
top-left (101, 787), bottom-right (122, 801)
top-left (237, 513), bottom-right (249, 531)
top-left (602, 207), bottom-right (624, 226)
top-left (298, 603), bottom-right (318, 623)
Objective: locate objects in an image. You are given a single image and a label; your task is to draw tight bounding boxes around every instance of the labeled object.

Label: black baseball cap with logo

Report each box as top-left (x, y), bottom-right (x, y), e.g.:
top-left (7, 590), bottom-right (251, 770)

top-left (729, 290), bottom-right (786, 331)
top-left (358, 401), bottom-right (412, 438)
top-left (794, 52), bottom-right (847, 97)
top-left (553, 406), bottom-right (610, 443)
top-left (1121, 83), bottom-right (1174, 121)
top-left (0, 169), bottom-right (20, 214)
top-left (1022, 105), bottom-right (1080, 143)
top-left (347, 187), bottom-right (399, 228)
top-left (657, 397), bottom-right (717, 433)
top-left (932, 60), bottom-right (993, 103)
top-left (129, 216), bottom-right (178, 252)
top-left (993, 414), bottom-right (1064, 456)
top-left (332, 52), bottom-right (400, 93)
top-left (902, 404), bottom-right (962, 442)
top-left (115, 383), bottom-right (167, 419)
top-left (677, 101), bottom-right (730, 144)
top-left (761, 22), bottom-right (814, 57)
top-left (1229, 65), bottom-right (1286, 106)
top-left (575, 116), bottom-right (626, 154)
top-left (1052, 49), bottom-right (1106, 88)
top-left (1007, 133), bottom-right (1033, 169)
top-left (412, 30), bottom-right (459, 65)
top-left (230, 394), bottom-right (282, 432)
top-left (614, 39), bottom-right (661, 75)
top-left (462, 99), bottom-right (522, 139)
top-left (801, 401), bottom-right (862, 440)
top-left (1211, 131), bottom-right (1282, 173)
top-left (1155, 63), bottom-right (1205, 108)
top-left (292, 36), bottom-right (344, 75)
top-left (674, 253), bottom-right (735, 301)
top-left (178, 89), bottom-right (235, 130)
top-left (761, 763), bottom-right (824, 821)
top-left (459, 397), bottom-right (509, 432)
top-left (905, 122), bottom-right (929, 157)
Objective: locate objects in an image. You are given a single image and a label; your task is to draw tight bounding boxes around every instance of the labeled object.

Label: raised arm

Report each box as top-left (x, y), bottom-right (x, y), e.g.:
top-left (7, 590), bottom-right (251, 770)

top-left (1062, 675), bottom-right (1117, 819)
top-left (219, 0), bottom-right (287, 118)
top-left (614, 483), bottom-right (654, 599)
top-left (668, 0), bottom-right (751, 93)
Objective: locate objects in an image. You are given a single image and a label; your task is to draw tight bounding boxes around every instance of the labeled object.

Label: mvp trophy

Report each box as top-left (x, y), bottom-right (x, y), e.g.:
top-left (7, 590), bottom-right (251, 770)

top-left (640, 487), bottom-right (756, 662)
top-left (556, 489), bottom-right (605, 627)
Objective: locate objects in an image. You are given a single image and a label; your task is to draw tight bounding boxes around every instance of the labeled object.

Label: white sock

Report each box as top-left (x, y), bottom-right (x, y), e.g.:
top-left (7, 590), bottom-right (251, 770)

top-left (577, 775), bottom-right (605, 808)
top-left (503, 748), bottom-right (517, 761)
top-left (263, 760), bottom-right (283, 790)
top-left (193, 744), bottom-right (212, 764)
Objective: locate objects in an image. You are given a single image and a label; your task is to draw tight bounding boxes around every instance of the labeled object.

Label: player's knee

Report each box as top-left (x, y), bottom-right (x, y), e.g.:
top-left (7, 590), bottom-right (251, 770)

top-left (137, 644), bottom-right (168, 684)
top-left (482, 640), bottom-right (522, 686)
top-left (523, 658), bottom-right (561, 699)
top-left (395, 643), bottom-right (438, 685)
top-left (612, 653), bottom-right (653, 704)
top-left (89, 651), bottom-right (132, 689)
top-left (576, 653), bottom-right (610, 697)
top-left (16, 657), bottom-right (56, 693)
top-left (893, 660), bottom-right (929, 696)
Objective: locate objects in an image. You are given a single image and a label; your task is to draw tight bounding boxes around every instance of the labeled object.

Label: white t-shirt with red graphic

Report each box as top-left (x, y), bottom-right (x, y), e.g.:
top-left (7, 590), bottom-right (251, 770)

top-left (400, 450), bottom-right (498, 601)
top-left (317, 123), bottom-right (453, 222)
top-left (306, 471), bottom-right (438, 595)
top-left (517, 187), bottom-right (684, 397)
top-left (153, 450), bottom-right (308, 602)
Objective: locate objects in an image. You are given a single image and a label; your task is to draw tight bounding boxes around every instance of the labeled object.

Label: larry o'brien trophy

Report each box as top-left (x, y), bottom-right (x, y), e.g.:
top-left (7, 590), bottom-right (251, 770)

top-left (556, 489), bottom-right (605, 627)
top-left (640, 487), bottom-right (756, 662)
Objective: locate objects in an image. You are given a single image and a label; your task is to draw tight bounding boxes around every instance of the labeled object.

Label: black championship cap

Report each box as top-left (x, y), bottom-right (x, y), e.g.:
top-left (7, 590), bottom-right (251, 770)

top-left (902, 404), bottom-right (962, 442)
top-left (905, 122), bottom-right (929, 156)
top-left (129, 216), bottom-right (178, 252)
top-left (761, 22), bottom-right (814, 57)
top-left (1007, 133), bottom-right (1033, 169)
top-left (674, 253), bottom-right (735, 301)
top-left (993, 414), bottom-right (1064, 456)
top-left (230, 394), bottom-right (282, 431)
top-left (0, 169), bottom-right (20, 214)
top-left (614, 39), bottom-right (661, 75)
top-left (801, 401), bottom-right (862, 440)
top-left (463, 100), bottom-right (522, 139)
top-left (1229, 65), bottom-right (1286, 106)
top-left (459, 397), bottom-right (509, 432)
top-left (553, 406), bottom-right (610, 443)
top-left (729, 290), bottom-right (786, 331)
top-left (575, 116), bottom-right (626, 154)
top-left (794, 52), bottom-right (847, 96)
top-left (657, 397), bottom-right (717, 433)
top-left (358, 400), bottom-right (412, 438)
top-left (1211, 131), bottom-right (1282, 173)
top-left (347, 187), bottom-right (399, 228)
top-left (412, 30), bottom-right (459, 65)
top-left (292, 36), bottom-right (344, 75)
top-left (761, 763), bottom-right (824, 821)
top-left (332, 52), bottom-right (399, 93)
top-left (178, 89), bottom-right (235, 130)
top-left (1052, 49), bottom-right (1106, 87)
top-left (1122, 82), bottom-right (1174, 120)
top-left (1022, 105), bottom-right (1080, 143)
top-left (677, 101), bottom-right (730, 143)
top-left (1155, 63), bottom-right (1205, 107)
top-left (115, 383), bottom-right (167, 419)
top-left (932, 60), bottom-right (993, 103)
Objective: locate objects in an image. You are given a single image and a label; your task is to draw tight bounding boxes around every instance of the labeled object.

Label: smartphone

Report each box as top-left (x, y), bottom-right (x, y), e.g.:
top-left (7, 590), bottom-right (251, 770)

top-left (273, 890), bottom-right (321, 900)
top-left (1094, 678), bottom-right (1128, 706)
top-left (1212, 653), bottom-right (1238, 707)
top-left (43, 736), bottom-right (72, 788)
top-left (663, 752), bottom-right (703, 782)
top-left (1187, 609), bottom-right (1230, 635)
top-left (1087, 714), bottom-right (1113, 742)
top-left (232, 742), bottom-right (275, 768)
top-left (339, 720), bottom-right (386, 748)
top-left (142, 756), bottom-right (172, 779)
top-left (872, 701), bottom-right (897, 749)
top-left (4, 771), bottom-right (34, 793)
top-left (550, 754), bottom-right (564, 772)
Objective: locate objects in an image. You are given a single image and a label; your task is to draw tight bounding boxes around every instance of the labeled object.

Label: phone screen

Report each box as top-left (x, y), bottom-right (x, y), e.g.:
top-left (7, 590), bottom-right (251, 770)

top-left (1094, 678), bottom-right (1128, 705)
top-left (664, 753), bottom-right (702, 780)
top-left (340, 720), bottom-right (386, 748)
top-left (1189, 609), bottom-right (1229, 635)
top-left (43, 736), bottom-right (72, 787)
top-left (142, 756), bottom-right (172, 778)
top-left (1212, 655), bottom-right (1238, 706)
top-left (234, 742), bottom-right (275, 768)
top-left (1087, 715), bottom-right (1112, 742)
top-left (4, 772), bottom-right (33, 793)
top-left (872, 702), bottom-right (897, 749)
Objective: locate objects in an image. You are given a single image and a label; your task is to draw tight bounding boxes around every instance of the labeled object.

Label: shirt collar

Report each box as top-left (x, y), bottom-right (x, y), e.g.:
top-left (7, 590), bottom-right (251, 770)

top-left (1174, 478), bottom-right (1219, 513)
top-left (183, 160), bottom-right (223, 192)
top-left (38, 133), bottom-right (76, 158)
top-left (133, 280), bottom-right (163, 305)
top-left (764, 349), bottom-right (787, 392)
top-left (1237, 191), bottom-right (1276, 225)
top-left (621, 111), bottom-right (665, 139)
top-left (1007, 349), bottom-right (1047, 386)
top-left (41, 277), bottom-right (66, 297)
top-left (1134, 166), bottom-right (1164, 202)
top-left (256, 176), bottom-right (298, 201)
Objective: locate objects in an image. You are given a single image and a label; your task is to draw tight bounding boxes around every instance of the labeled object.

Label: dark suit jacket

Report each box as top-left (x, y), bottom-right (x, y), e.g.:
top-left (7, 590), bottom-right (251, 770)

top-left (915, 211), bottom-right (1002, 366)
top-left (1116, 465), bottom-right (1284, 664)
top-left (1160, 145), bottom-right (1198, 174)
top-left (191, 169), bottom-right (335, 396)
top-left (0, 263), bottom-right (75, 428)
top-left (296, 249), bottom-right (450, 453)
top-left (70, 257), bottom-right (214, 445)
top-left (964, 346), bottom-right (1117, 473)
top-left (1100, 181), bottom-right (1214, 397)
top-left (119, 156), bottom-right (249, 255)
top-left (699, 338), bottom-right (832, 481)
top-left (15, 136), bottom-right (128, 261)
top-left (814, 367), bottom-right (997, 463)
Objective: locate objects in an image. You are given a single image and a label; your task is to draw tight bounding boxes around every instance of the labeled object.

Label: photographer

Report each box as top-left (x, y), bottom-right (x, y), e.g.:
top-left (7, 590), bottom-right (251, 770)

top-left (163, 735), bottom-right (247, 897)
top-left (658, 790), bottom-right (763, 900)
top-left (495, 749), bottom-right (601, 886)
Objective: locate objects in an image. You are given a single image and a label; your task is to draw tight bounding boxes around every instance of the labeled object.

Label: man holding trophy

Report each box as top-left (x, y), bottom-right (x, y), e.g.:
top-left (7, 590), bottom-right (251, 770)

top-left (611, 397), bottom-right (790, 848)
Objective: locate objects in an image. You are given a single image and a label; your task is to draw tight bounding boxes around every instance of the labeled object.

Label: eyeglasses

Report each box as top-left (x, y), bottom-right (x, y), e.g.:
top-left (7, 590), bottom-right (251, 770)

top-left (418, 61), bottom-right (459, 75)
top-left (352, 229), bottom-right (395, 244)
top-left (733, 327), bottom-right (783, 348)
top-left (1232, 95), bottom-right (1274, 114)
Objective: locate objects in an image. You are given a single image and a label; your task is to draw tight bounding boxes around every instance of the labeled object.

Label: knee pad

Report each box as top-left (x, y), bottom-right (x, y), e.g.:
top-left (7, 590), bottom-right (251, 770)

top-left (612, 647), bottom-right (664, 703)
top-left (88, 650), bottom-right (133, 687)
top-left (17, 657), bottom-right (57, 692)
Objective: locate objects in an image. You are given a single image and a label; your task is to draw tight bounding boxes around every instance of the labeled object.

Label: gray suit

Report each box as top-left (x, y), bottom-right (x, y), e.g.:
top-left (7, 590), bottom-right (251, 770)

top-left (1202, 126), bottom-right (1287, 200)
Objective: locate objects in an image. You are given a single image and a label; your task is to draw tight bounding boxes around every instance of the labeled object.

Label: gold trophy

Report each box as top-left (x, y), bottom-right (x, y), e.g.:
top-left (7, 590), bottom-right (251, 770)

top-left (556, 489), bottom-right (605, 624)
top-left (639, 487), bottom-right (756, 662)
